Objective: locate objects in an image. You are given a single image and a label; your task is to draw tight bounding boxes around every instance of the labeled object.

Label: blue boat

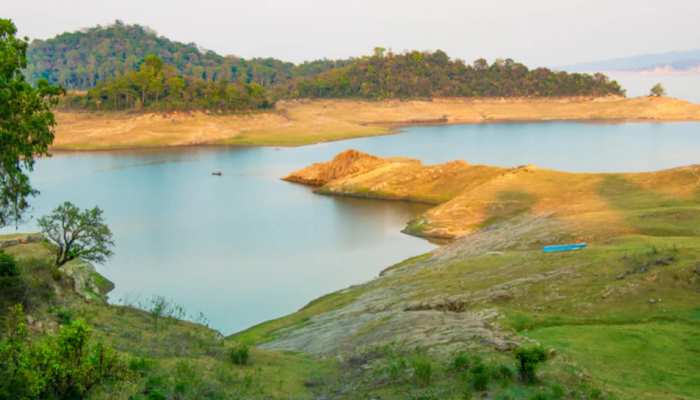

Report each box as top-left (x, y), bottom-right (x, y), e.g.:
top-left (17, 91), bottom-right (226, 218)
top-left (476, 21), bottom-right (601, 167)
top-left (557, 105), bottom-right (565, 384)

top-left (543, 243), bottom-right (587, 253)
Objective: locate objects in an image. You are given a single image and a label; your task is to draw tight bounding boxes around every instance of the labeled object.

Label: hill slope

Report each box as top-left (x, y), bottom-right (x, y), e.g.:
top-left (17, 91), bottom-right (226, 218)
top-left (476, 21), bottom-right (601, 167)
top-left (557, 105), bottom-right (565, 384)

top-left (26, 21), bottom-right (349, 90)
top-left (232, 150), bottom-right (700, 399)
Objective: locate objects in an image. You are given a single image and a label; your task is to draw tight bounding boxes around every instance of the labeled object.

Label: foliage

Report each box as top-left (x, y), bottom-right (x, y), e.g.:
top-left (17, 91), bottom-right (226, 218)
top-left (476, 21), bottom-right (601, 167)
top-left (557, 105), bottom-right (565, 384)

top-left (63, 54), bottom-right (272, 112)
top-left (0, 18), bottom-right (62, 228)
top-left (650, 83), bottom-right (666, 97)
top-left (146, 295), bottom-right (186, 331)
top-left (0, 305), bottom-right (129, 399)
top-left (26, 21), bottom-right (350, 90)
top-left (514, 346), bottom-right (548, 384)
top-left (279, 50), bottom-right (625, 99)
top-left (0, 251), bottom-right (18, 277)
top-left (467, 363), bottom-right (491, 392)
top-left (449, 351), bottom-right (472, 372)
top-left (38, 201), bottom-right (115, 267)
top-left (411, 356), bottom-right (433, 387)
top-left (229, 343), bottom-right (250, 366)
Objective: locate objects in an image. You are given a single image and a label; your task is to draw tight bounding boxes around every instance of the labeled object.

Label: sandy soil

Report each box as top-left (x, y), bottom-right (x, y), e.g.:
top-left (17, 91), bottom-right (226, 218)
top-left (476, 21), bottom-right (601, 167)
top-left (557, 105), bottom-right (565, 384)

top-left (52, 96), bottom-right (700, 150)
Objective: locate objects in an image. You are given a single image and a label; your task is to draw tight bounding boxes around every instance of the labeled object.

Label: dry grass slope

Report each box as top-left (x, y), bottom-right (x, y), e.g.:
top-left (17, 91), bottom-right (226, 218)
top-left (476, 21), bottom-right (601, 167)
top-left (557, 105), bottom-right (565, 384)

top-left (53, 96), bottom-right (700, 150)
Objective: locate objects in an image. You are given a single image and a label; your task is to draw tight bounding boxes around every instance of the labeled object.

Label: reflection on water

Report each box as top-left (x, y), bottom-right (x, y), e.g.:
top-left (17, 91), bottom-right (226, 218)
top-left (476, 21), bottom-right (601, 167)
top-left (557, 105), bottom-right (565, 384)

top-left (5, 120), bottom-right (700, 333)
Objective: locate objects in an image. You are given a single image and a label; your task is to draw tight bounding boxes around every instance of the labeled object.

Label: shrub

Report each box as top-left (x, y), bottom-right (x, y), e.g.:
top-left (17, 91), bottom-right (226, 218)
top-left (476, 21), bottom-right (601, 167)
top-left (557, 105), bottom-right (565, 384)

top-left (493, 363), bottom-right (514, 384)
top-left (0, 251), bottom-right (18, 277)
top-left (514, 346), bottom-right (548, 383)
top-left (52, 307), bottom-right (74, 325)
top-left (467, 363), bottom-right (491, 392)
top-left (0, 305), bottom-right (129, 399)
top-left (229, 343), bottom-right (250, 366)
top-left (411, 357), bottom-right (433, 387)
top-left (450, 351), bottom-right (471, 372)
top-left (387, 357), bottom-right (408, 382)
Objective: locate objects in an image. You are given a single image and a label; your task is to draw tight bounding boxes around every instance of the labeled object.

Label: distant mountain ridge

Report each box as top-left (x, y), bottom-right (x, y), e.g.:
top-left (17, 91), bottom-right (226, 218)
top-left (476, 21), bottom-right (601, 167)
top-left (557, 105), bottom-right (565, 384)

top-left (564, 49), bottom-right (700, 73)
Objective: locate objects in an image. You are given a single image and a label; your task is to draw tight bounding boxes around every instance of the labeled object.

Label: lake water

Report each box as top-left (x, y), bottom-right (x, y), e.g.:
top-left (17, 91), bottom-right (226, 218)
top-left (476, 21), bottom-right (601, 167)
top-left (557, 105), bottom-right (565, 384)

top-left (5, 121), bottom-right (700, 334)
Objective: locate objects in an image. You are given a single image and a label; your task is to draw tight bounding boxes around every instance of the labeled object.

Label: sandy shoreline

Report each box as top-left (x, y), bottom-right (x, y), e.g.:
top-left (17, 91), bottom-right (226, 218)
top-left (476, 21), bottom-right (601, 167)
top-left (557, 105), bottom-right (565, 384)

top-left (52, 96), bottom-right (700, 151)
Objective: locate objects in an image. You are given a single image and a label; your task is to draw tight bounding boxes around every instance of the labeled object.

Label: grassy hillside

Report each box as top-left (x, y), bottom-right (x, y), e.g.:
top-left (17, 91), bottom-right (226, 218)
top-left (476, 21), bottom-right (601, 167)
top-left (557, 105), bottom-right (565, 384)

top-left (257, 151), bottom-right (700, 399)
top-left (3, 150), bottom-right (700, 398)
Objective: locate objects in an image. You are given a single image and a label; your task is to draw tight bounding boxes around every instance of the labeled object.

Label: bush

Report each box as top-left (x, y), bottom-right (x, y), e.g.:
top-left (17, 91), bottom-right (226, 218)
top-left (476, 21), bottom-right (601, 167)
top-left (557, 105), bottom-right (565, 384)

top-left (514, 346), bottom-right (548, 383)
top-left (386, 357), bottom-right (408, 382)
top-left (52, 307), bottom-right (74, 325)
top-left (450, 351), bottom-right (472, 372)
top-left (411, 357), bottom-right (433, 387)
top-left (0, 305), bottom-right (129, 399)
top-left (0, 251), bottom-right (18, 277)
top-left (493, 363), bottom-right (514, 384)
top-left (229, 343), bottom-right (250, 366)
top-left (467, 363), bottom-right (491, 392)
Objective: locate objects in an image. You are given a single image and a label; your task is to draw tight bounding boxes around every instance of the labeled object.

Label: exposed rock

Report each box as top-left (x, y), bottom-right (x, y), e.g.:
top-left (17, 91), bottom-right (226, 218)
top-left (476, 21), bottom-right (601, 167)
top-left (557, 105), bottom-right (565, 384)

top-left (283, 150), bottom-right (388, 186)
top-left (62, 259), bottom-right (115, 303)
top-left (0, 233), bottom-right (44, 249)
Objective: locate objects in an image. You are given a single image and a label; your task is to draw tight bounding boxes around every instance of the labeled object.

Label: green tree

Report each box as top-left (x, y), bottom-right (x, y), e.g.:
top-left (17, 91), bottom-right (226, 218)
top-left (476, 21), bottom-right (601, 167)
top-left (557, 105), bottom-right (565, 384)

top-left (38, 202), bottom-right (115, 267)
top-left (0, 19), bottom-right (62, 227)
top-left (650, 83), bottom-right (666, 97)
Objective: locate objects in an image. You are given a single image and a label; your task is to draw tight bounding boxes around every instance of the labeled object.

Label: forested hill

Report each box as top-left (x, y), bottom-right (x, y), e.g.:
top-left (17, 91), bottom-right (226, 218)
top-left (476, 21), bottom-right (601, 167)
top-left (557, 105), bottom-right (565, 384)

top-left (280, 49), bottom-right (625, 99)
top-left (26, 21), bottom-right (350, 90)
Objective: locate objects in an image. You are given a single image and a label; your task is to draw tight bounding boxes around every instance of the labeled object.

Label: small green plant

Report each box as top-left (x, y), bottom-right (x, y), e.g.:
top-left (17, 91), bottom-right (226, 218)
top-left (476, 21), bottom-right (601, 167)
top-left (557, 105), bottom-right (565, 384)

top-left (53, 306), bottom-right (74, 325)
top-left (0, 251), bottom-right (18, 277)
top-left (229, 343), bottom-right (250, 366)
top-left (514, 346), bottom-right (548, 383)
top-left (450, 351), bottom-right (471, 372)
top-left (493, 363), bottom-right (514, 385)
top-left (387, 357), bottom-right (408, 382)
top-left (411, 357), bottom-right (433, 387)
top-left (467, 362), bottom-right (491, 392)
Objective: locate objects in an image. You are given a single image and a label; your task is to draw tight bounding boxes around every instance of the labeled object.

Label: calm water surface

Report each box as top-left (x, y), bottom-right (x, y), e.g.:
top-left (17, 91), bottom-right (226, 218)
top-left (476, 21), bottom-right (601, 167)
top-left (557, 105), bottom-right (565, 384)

top-left (5, 121), bottom-right (700, 333)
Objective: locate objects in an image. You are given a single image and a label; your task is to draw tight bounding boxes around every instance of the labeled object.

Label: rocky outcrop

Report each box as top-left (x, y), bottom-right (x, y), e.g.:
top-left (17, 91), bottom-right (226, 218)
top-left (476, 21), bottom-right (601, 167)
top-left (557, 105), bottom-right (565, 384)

top-left (0, 233), bottom-right (44, 249)
top-left (283, 150), bottom-right (388, 186)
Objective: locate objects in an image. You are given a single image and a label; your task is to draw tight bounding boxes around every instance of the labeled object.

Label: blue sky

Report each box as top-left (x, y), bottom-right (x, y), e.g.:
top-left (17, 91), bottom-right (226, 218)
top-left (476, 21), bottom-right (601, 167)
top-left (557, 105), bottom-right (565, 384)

top-left (6, 0), bottom-right (700, 66)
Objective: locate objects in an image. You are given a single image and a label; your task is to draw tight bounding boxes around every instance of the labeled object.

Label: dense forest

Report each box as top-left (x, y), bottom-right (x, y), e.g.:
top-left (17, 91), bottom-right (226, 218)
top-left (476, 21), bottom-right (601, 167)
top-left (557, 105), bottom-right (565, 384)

top-left (280, 48), bottom-right (625, 99)
top-left (26, 21), bottom-right (350, 90)
top-left (63, 55), bottom-right (270, 111)
top-left (33, 22), bottom-right (625, 111)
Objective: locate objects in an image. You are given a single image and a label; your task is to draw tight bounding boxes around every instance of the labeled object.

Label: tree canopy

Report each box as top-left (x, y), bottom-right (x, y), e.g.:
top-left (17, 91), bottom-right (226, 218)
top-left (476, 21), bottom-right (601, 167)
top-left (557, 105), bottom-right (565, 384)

top-left (0, 18), bottom-right (62, 227)
top-left (650, 83), bottom-right (666, 97)
top-left (63, 55), bottom-right (271, 112)
top-left (38, 202), bottom-right (115, 267)
top-left (26, 21), bottom-right (350, 90)
top-left (278, 50), bottom-right (625, 99)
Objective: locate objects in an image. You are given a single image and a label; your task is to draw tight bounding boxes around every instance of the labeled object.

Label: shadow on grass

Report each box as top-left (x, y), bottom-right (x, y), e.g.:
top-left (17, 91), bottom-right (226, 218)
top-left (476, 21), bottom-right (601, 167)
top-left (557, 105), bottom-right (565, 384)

top-left (481, 190), bottom-right (537, 228)
top-left (598, 175), bottom-right (700, 237)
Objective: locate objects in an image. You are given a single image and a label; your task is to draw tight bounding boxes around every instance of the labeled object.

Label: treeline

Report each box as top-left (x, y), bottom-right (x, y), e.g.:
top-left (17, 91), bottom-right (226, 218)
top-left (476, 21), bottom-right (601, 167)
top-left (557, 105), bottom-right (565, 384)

top-left (280, 48), bottom-right (625, 99)
top-left (27, 21), bottom-right (350, 90)
top-left (63, 55), bottom-right (271, 112)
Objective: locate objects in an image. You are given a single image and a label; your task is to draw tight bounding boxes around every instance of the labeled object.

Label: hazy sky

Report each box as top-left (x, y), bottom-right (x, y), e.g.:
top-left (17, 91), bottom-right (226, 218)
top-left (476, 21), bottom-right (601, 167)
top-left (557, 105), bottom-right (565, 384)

top-left (6, 0), bottom-right (700, 66)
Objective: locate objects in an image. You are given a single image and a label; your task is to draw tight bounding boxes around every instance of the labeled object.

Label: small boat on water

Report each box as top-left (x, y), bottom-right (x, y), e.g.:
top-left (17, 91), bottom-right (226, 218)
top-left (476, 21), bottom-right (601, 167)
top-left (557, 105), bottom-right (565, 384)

top-left (543, 243), bottom-right (587, 253)
top-left (211, 171), bottom-right (223, 176)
